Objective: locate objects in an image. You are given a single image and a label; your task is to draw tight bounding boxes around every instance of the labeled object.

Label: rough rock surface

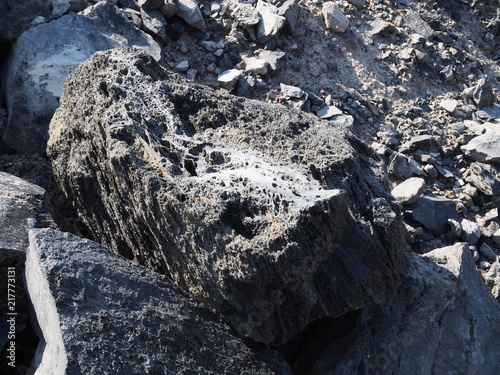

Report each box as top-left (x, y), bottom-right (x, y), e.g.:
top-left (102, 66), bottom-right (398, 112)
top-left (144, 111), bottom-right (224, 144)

top-left (48, 47), bottom-right (409, 346)
top-left (1, 1), bottom-right (161, 154)
top-left (0, 171), bottom-right (55, 251)
top-left (26, 228), bottom-right (290, 375)
top-left (285, 243), bottom-right (500, 375)
top-left (0, 0), bottom-right (53, 42)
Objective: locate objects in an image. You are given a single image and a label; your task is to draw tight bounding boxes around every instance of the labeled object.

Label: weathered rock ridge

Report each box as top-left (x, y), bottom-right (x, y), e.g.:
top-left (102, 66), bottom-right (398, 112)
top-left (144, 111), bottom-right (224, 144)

top-left (27, 228), bottom-right (290, 374)
top-left (48, 47), bottom-right (409, 345)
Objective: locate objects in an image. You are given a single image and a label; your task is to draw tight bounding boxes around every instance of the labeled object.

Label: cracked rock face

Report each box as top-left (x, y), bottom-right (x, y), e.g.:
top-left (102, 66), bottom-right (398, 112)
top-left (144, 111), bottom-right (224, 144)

top-left (48, 47), bottom-right (409, 345)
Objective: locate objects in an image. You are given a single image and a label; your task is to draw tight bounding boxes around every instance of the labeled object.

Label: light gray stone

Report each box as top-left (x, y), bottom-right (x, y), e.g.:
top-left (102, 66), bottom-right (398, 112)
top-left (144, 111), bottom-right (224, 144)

top-left (256, 49), bottom-right (287, 71)
top-left (391, 177), bottom-right (426, 205)
top-left (330, 114), bottom-right (354, 129)
top-left (218, 68), bottom-right (243, 89)
top-left (256, 0), bottom-right (286, 41)
top-left (277, 0), bottom-right (299, 32)
top-left (462, 132), bottom-right (500, 165)
top-left (176, 0), bottom-right (206, 30)
top-left (232, 3), bottom-right (261, 28)
top-left (26, 228), bottom-right (290, 375)
top-left (483, 259), bottom-right (500, 301)
top-left (317, 105), bottom-right (343, 119)
top-left (440, 98), bottom-right (458, 113)
top-left (322, 2), bottom-right (349, 33)
top-left (280, 83), bottom-right (305, 98)
top-left (242, 55), bottom-right (269, 75)
top-left (48, 47), bottom-right (408, 346)
top-left (1, 1), bottom-right (161, 154)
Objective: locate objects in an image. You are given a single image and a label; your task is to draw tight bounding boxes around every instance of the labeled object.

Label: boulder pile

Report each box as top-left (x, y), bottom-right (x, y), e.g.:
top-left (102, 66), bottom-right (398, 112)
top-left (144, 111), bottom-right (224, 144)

top-left (0, 0), bottom-right (499, 374)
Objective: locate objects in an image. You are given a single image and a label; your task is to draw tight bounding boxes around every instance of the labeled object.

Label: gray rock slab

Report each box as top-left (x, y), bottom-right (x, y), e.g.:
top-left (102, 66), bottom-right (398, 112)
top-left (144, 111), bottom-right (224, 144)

top-left (410, 194), bottom-right (458, 234)
top-left (1, 1), bottom-right (161, 154)
top-left (26, 228), bottom-right (290, 375)
top-left (0, 172), bottom-right (54, 252)
top-left (391, 177), bottom-right (426, 204)
top-left (48, 47), bottom-right (409, 346)
top-left (473, 77), bottom-right (495, 109)
top-left (297, 243), bottom-right (500, 374)
top-left (256, 49), bottom-right (287, 71)
top-left (277, 0), bottom-right (299, 33)
top-left (462, 132), bottom-right (500, 165)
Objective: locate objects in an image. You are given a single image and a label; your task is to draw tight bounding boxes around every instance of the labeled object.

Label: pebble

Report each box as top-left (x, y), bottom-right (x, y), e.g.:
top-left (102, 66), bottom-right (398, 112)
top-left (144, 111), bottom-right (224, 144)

top-left (322, 2), bottom-right (349, 33)
top-left (176, 60), bottom-right (190, 72)
top-left (440, 99), bottom-right (458, 113)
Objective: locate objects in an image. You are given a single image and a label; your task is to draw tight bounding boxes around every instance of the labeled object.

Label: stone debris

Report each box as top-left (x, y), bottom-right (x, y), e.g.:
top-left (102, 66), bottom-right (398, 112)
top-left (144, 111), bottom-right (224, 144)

top-left (317, 105), bottom-right (343, 119)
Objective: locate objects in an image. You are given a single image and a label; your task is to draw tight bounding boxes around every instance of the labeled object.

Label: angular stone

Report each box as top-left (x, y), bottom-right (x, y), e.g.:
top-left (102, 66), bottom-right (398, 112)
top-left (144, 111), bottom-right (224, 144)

top-left (462, 132), bottom-right (500, 165)
top-left (218, 69), bottom-right (243, 89)
top-left (256, 0), bottom-right (286, 41)
top-left (1, 2), bottom-right (161, 154)
top-left (330, 114), bottom-right (354, 130)
top-left (0, 172), bottom-right (55, 252)
top-left (479, 242), bottom-right (498, 261)
top-left (176, 0), bottom-right (206, 30)
top-left (48, 48), bottom-right (409, 346)
top-left (256, 50), bottom-right (287, 71)
top-left (391, 177), bottom-right (426, 205)
top-left (387, 152), bottom-right (424, 180)
top-left (465, 162), bottom-right (500, 196)
top-left (483, 259), bottom-right (500, 301)
top-left (460, 219), bottom-right (481, 244)
top-left (232, 3), bottom-right (261, 28)
top-left (403, 13), bottom-right (434, 38)
top-left (26, 228), bottom-right (290, 374)
top-left (322, 2), bottom-right (349, 33)
top-left (242, 55), bottom-right (269, 75)
top-left (473, 78), bottom-right (495, 109)
top-left (280, 83), bottom-right (305, 98)
top-left (317, 105), bottom-right (343, 119)
top-left (494, 228), bottom-right (500, 246)
top-left (370, 18), bottom-right (398, 36)
top-left (277, 0), bottom-right (299, 33)
top-left (440, 98), bottom-right (458, 113)
top-left (410, 194), bottom-right (458, 234)
top-left (298, 244), bottom-right (500, 374)
top-left (400, 134), bottom-right (440, 153)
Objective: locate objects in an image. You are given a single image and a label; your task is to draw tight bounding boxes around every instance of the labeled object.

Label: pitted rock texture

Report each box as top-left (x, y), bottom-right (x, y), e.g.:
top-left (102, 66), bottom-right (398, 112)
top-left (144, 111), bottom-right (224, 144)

top-left (48, 47), bottom-right (409, 345)
top-left (26, 228), bottom-right (289, 375)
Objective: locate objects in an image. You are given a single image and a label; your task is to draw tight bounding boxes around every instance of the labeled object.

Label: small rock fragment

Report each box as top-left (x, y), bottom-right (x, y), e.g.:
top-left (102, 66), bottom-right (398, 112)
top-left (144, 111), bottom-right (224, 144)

top-left (461, 219), bottom-right (481, 244)
top-left (473, 78), bottom-right (495, 109)
top-left (391, 177), bottom-right (426, 204)
top-left (322, 2), bottom-right (349, 33)
top-left (440, 99), bottom-right (458, 113)
top-left (217, 69), bottom-right (243, 90)
top-left (480, 243), bottom-right (498, 261)
top-left (317, 105), bottom-right (343, 119)
top-left (280, 83), bottom-right (305, 99)
top-left (232, 4), bottom-right (260, 28)
top-left (177, 0), bottom-right (206, 30)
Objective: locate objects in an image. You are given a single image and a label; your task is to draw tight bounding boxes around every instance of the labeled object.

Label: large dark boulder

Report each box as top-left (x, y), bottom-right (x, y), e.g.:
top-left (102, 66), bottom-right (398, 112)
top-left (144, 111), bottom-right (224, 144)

top-left (48, 47), bottom-right (409, 345)
top-left (26, 228), bottom-right (290, 374)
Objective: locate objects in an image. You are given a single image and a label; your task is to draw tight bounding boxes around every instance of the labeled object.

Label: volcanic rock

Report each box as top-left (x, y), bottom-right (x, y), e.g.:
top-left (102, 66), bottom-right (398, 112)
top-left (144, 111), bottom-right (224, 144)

top-left (26, 228), bottom-right (290, 374)
top-left (48, 47), bottom-right (409, 346)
